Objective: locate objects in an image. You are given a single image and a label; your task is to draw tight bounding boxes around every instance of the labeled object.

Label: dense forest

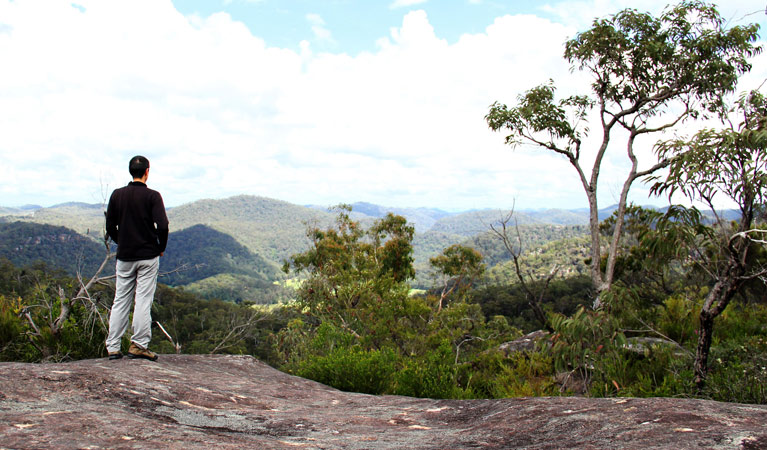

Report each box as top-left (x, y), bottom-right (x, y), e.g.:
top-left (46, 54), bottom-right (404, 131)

top-left (1, 1), bottom-right (766, 406)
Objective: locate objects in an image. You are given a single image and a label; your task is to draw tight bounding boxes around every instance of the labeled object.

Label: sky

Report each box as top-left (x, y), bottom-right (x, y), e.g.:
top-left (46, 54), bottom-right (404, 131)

top-left (0, 0), bottom-right (765, 212)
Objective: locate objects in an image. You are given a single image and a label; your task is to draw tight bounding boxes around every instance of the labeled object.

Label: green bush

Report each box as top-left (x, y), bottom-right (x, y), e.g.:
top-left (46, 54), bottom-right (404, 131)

top-left (704, 335), bottom-right (767, 404)
top-left (589, 343), bottom-right (693, 398)
top-left (654, 293), bottom-right (699, 345)
top-left (392, 341), bottom-right (466, 399)
top-left (462, 349), bottom-right (558, 398)
top-left (0, 294), bottom-right (32, 361)
top-left (295, 346), bottom-right (399, 395)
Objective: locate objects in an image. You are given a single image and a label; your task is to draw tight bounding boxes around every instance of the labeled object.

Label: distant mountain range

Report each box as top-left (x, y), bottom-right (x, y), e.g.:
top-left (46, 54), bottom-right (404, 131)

top-left (0, 195), bottom-right (742, 301)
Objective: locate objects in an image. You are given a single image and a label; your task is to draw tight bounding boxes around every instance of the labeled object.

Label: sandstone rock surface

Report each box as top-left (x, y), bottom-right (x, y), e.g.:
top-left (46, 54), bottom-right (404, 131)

top-left (1, 354), bottom-right (766, 449)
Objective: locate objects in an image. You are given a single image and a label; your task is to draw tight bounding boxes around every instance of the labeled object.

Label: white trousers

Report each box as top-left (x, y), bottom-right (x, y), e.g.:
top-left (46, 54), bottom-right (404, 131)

top-left (105, 256), bottom-right (159, 353)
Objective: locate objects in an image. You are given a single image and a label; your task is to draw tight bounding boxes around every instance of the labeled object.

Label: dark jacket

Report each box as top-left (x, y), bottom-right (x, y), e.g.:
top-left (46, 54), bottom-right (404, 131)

top-left (106, 181), bottom-right (169, 261)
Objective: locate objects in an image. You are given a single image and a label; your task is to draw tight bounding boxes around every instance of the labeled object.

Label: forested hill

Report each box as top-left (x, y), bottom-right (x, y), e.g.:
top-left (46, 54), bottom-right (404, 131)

top-left (3, 202), bottom-right (106, 240)
top-left (167, 195), bottom-right (336, 264)
top-left (161, 224), bottom-right (281, 285)
top-left (160, 224), bottom-right (288, 303)
top-left (348, 202), bottom-right (454, 233)
top-left (0, 222), bottom-right (110, 277)
top-left (428, 209), bottom-right (544, 237)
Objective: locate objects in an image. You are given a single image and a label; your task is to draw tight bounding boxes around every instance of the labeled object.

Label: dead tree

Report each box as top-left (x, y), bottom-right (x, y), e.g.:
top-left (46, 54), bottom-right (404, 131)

top-left (488, 209), bottom-right (558, 332)
top-left (20, 234), bottom-right (115, 360)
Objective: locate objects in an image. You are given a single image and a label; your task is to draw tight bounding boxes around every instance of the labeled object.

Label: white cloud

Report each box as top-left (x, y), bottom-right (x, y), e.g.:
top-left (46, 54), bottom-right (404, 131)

top-left (306, 13), bottom-right (334, 43)
top-left (0, 0), bottom-right (763, 212)
top-left (541, 0), bottom-right (766, 31)
top-left (306, 13), bottom-right (325, 26)
top-left (390, 0), bottom-right (428, 10)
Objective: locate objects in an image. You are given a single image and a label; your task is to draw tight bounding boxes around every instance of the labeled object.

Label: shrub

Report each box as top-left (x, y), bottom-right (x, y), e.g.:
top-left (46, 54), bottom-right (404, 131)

top-left (463, 349), bottom-right (558, 398)
top-left (704, 335), bottom-right (767, 404)
top-left (392, 341), bottom-right (466, 399)
top-left (295, 346), bottom-right (399, 395)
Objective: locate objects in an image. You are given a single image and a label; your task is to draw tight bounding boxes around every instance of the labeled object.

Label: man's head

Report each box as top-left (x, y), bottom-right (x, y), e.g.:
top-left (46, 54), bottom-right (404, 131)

top-left (129, 156), bottom-right (150, 180)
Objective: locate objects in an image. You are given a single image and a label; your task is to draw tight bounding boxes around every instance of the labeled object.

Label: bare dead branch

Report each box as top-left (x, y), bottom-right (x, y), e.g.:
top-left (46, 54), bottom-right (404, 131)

top-left (209, 310), bottom-right (267, 354)
top-left (158, 262), bottom-right (195, 279)
top-left (731, 229), bottom-right (767, 245)
top-left (488, 208), bottom-right (553, 330)
top-left (627, 315), bottom-right (694, 357)
top-left (155, 320), bottom-right (181, 354)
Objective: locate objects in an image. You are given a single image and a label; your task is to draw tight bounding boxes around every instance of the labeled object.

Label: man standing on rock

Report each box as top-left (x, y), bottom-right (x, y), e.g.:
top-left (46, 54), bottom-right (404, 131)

top-left (105, 155), bottom-right (169, 361)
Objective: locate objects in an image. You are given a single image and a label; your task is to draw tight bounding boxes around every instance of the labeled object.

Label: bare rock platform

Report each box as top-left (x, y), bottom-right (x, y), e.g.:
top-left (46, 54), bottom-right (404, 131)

top-left (1, 354), bottom-right (766, 449)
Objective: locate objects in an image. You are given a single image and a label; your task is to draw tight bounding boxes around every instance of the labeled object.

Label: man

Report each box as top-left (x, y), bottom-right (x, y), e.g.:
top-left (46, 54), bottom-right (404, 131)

top-left (105, 155), bottom-right (169, 361)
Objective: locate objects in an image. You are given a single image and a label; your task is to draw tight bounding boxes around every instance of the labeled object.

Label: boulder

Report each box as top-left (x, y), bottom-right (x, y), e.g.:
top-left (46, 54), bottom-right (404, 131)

top-left (499, 329), bottom-right (550, 355)
top-left (624, 336), bottom-right (688, 357)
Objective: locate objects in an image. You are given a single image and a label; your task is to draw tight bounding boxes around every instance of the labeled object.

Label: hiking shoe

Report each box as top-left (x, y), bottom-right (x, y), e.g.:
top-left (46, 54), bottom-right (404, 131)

top-left (108, 351), bottom-right (123, 360)
top-left (127, 343), bottom-right (159, 361)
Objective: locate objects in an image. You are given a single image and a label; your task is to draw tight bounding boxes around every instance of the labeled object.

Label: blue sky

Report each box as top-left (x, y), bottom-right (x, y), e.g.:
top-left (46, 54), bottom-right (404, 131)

top-left (172, 0), bottom-right (544, 54)
top-left (0, 0), bottom-right (764, 211)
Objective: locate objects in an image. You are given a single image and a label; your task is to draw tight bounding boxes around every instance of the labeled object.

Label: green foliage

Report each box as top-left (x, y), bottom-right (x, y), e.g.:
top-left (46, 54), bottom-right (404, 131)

top-left (654, 293), bottom-right (699, 344)
top-left (151, 284), bottom-right (284, 358)
top-left (705, 335), bottom-right (767, 404)
top-left (430, 244), bottom-right (485, 309)
top-left (284, 206), bottom-right (416, 319)
top-left (0, 294), bottom-right (31, 361)
top-left (486, 80), bottom-right (592, 150)
top-left (484, 236), bottom-right (591, 286)
top-left (565, 2), bottom-right (759, 110)
top-left (430, 244), bottom-right (484, 278)
top-left (651, 90), bottom-right (767, 211)
top-left (462, 349), bottom-right (559, 398)
top-left (0, 260), bottom-right (109, 362)
top-left (547, 307), bottom-right (627, 377)
top-left (471, 275), bottom-right (593, 332)
top-left (392, 341), bottom-right (465, 399)
top-left (296, 344), bottom-right (399, 395)
top-left (277, 210), bottom-right (523, 399)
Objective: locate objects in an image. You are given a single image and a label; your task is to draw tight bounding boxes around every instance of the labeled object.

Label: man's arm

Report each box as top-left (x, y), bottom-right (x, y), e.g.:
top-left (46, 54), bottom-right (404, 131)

top-left (152, 191), bottom-right (169, 255)
top-left (105, 191), bottom-right (119, 244)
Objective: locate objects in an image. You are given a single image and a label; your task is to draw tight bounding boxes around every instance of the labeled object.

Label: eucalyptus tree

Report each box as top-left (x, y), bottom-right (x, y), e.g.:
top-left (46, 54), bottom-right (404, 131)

top-left (648, 89), bottom-right (767, 389)
top-left (283, 205), bottom-right (416, 326)
top-left (485, 1), bottom-right (760, 304)
top-left (429, 244), bottom-right (485, 312)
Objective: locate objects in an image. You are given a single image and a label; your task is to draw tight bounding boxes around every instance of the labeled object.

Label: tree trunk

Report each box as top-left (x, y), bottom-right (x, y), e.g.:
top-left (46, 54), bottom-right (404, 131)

top-left (693, 312), bottom-right (715, 391)
top-left (693, 272), bottom-right (742, 392)
top-left (528, 299), bottom-right (549, 332)
top-left (586, 187), bottom-right (608, 307)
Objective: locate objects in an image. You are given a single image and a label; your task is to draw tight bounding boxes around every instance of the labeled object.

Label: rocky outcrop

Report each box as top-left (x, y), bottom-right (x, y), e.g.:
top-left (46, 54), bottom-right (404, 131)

top-left (1, 355), bottom-right (766, 449)
top-left (499, 330), bottom-right (550, 355)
